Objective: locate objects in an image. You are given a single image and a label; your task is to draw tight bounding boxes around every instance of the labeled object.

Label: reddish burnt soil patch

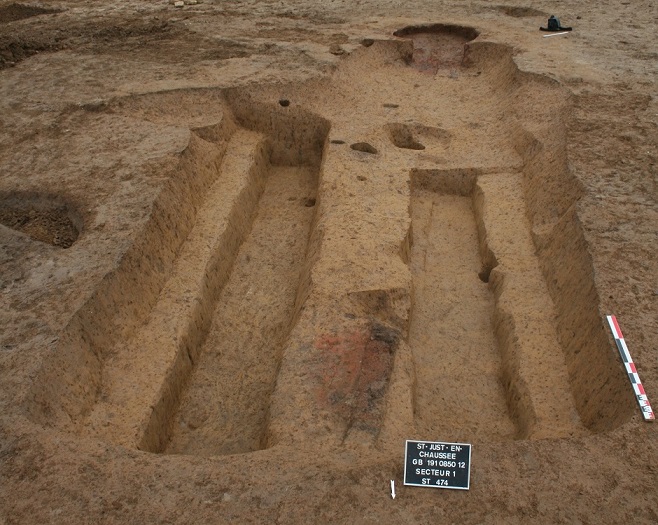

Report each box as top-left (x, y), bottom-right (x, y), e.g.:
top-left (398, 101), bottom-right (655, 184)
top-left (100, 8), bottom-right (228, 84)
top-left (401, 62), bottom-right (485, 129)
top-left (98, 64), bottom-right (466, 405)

top-left (315, 323), bottom-right (399, 435)
top-left (394, 23), bottom-right (478, 73)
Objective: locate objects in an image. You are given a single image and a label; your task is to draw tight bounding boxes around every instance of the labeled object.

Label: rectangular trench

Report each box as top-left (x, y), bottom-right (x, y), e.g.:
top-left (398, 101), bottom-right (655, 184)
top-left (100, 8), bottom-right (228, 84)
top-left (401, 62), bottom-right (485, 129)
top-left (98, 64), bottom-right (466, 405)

top-left (81, 127), bottom-right (271, 450)
top-left (409, 171), bottom-right (516, 442)
top-left (164, 166), bottom-right (318, 456)
top-left (72, 104), bottom-right (329, 453)
top-left (408, 169), bottom-right (586, 442)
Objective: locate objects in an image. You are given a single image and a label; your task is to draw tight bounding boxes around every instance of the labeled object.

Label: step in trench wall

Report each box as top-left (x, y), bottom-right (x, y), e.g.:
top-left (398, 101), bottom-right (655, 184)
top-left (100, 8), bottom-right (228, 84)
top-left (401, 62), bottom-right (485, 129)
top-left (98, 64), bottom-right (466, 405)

top-left (135, 129), bottom-right (272, 453)
top-left (25, 98), bottom-right (332, 449)
top-left (139, 104), bottom-right (330, 454)
top-left (498, 61), bottom-right (634, 432)
top-left (515, 120), bottom-right (637, 430)
top-left (25, 115), bottom-right (238, 431)
top-left (472, 40), bottom-right (637, 431)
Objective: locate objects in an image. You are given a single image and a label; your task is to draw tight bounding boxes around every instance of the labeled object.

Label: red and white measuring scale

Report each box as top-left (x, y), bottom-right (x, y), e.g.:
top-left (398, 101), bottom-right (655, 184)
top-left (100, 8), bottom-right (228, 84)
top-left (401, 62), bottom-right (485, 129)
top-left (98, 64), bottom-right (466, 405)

top-left (606, 315), bottom-right (655, 421)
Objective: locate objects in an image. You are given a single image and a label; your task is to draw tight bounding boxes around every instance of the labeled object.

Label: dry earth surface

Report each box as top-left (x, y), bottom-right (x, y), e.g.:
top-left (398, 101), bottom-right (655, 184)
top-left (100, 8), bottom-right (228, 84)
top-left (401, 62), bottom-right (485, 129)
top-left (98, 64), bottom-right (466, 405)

top-left (0, 0), bottom-right (656, 523)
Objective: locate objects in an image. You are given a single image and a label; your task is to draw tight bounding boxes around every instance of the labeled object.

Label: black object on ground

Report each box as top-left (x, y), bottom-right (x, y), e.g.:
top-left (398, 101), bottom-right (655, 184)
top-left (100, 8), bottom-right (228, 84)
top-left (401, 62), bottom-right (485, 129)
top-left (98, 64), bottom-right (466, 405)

top-left (540, 15), bottom-right (572, 32)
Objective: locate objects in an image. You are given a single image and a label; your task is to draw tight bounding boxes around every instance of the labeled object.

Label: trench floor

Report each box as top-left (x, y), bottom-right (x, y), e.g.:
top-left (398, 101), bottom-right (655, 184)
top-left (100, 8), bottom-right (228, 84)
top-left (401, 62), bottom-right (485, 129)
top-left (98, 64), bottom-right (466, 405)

top-left (166, 166), bottom-right (317, 456)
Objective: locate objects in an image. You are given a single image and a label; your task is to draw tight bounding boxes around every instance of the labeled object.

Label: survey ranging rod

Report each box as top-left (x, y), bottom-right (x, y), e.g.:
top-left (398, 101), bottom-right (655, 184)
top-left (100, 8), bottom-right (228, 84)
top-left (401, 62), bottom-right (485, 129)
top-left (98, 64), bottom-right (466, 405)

top-left (606, 315), bottom-right (654, 421)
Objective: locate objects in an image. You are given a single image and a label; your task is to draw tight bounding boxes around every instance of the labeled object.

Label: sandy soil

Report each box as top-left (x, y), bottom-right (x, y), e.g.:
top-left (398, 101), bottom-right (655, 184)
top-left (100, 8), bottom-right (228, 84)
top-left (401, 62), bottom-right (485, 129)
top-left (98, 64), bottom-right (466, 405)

top-left (0, 0), bottom-right (656, 523)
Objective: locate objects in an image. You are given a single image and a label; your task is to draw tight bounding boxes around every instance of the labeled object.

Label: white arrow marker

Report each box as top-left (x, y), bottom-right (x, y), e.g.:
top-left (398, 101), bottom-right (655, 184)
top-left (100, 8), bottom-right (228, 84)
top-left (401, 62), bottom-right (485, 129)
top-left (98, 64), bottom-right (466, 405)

top-left (390, 479), bottom-right (396, 499)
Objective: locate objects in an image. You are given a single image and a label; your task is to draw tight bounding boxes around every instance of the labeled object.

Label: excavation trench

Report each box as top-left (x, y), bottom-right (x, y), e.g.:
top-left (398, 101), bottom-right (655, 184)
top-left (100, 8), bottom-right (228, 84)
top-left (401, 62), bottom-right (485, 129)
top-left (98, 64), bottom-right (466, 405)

top-left (57, 102), bottom-right (330, 454)
top-left (409, 169), bottom-right (585, 442)
top-left (162, 164), bottom-right (319, 456)
top-left (409, 169), bottom-right (515, 442)
top-left (25, 33), bottom-right (637, 452)
top-left (140, 109), bottom-right (328, 455)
